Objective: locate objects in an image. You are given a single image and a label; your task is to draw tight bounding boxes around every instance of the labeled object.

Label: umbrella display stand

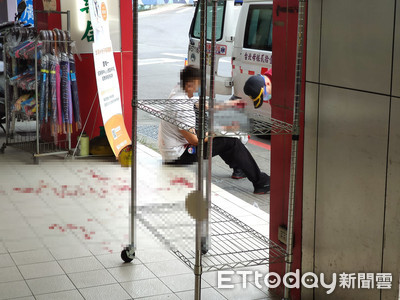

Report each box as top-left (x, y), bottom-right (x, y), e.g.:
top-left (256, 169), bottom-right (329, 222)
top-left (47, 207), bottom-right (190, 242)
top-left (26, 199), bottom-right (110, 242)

top-left (1, 11), bottom-right (81, 163)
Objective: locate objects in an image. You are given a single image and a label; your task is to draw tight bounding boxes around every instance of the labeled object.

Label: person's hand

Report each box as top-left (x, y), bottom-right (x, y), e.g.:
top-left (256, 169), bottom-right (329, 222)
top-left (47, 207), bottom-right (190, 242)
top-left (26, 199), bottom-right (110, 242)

top-left (226, 99), bottom-right (247, 109)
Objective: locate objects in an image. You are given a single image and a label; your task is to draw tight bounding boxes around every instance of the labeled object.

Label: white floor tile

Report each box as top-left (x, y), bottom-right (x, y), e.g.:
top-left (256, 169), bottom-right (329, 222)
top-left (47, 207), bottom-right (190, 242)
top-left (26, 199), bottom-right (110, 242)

top-left (0, 227), bottom-right (37, 240)
top-left (11, 249), bottom-right (54, 266)
top-left (108, 264), bottom-right (155, 282)
top-left (19, 261), bottom-right (65, 279)
top-left (35, 289), bottom-right (84, 300)
top-left (68, 269), bottom-right (117, 289)
top-left (215, 282), bottom-right (267, 300)
top-left (0, 266), bottom-right (23, 283)
top-left (79, 283), bottom-right (131, 300)
top-left (121, 278), bottom-right (171, 299)
top-left (4, 238), bottom-right (45, 253)
top-left (41, 234), bottom-right (85, 249)
top-left (160, 273), bottom-right (210, 293)
top-left (58, 256), bottom-right (104, 274)
top-left (0, 253), bottom-right (15, 268)
top-left (26, 275), bottom-right (75, 295)
top-left (48, 245), bottom-right (92, 260)
top-left (135, 249), bottom-right (176, 264)
top-left (139, 294), bottom-right (180, 300)
top-left (145, 260), bottom-right (192, 277)
top-left (175, 287), bottom-right (226, 300)
top-left (0, 281), bottom-right (32, 300)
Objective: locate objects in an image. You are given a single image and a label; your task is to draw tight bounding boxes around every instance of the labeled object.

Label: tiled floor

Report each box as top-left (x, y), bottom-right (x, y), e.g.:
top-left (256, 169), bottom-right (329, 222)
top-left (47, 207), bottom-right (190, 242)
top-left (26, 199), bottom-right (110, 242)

top-left (0, 139), bottom-right (279, 300)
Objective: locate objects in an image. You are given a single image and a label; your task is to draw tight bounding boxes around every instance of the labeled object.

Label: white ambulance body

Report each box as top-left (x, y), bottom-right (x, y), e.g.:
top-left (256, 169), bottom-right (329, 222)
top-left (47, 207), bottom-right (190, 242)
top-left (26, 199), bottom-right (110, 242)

top-left (188, 0), bottom-right (273, 123)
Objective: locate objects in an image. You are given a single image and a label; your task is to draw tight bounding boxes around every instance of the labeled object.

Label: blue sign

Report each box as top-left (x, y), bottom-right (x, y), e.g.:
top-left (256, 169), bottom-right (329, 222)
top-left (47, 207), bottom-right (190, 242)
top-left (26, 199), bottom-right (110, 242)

top-left (17, 0), bottom-right (34, 26)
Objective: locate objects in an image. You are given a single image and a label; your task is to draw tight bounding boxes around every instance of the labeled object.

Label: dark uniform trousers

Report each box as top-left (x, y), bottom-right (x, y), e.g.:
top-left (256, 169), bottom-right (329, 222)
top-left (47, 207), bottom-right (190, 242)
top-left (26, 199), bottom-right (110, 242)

top-left (166, 137), bottom-right (268, 188)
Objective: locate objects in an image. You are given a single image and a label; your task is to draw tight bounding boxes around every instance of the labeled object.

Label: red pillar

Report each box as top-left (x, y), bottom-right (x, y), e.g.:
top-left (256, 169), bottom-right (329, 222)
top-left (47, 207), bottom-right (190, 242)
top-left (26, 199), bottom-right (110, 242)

top-left (269, 1), bottom-right (307, 299)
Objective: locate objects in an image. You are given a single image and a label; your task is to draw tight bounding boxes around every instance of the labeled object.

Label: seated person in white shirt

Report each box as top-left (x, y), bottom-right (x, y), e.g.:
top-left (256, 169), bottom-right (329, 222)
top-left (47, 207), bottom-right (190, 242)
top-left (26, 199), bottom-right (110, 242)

top-left (158, 65), bottom-right (270, 194)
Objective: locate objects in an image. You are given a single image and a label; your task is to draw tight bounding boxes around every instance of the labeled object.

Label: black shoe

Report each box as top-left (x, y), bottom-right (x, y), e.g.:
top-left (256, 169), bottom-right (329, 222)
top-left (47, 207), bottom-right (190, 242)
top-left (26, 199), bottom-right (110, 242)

top-left (253, 184), bottom-right (270, 194)
top-left (253, 173), bottom-right (270, 194)
top-left (231, 168), bottom-right (246, 179)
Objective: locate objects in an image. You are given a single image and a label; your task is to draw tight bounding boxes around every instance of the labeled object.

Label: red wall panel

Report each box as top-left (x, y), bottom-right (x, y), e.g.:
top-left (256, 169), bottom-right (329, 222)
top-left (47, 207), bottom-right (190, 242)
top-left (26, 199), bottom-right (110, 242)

top-left (269, 1), bottom-right (307, 299)
top-left (33, 0), bottom-right (61, 30)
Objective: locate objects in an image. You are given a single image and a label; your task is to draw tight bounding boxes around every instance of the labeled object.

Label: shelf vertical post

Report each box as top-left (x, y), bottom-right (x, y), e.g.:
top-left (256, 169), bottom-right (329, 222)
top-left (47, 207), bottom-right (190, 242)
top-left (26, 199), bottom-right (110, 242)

top-left (129, 0), bottom-right (139, 255)
top-left (205, 0), bottom-right (217, 258)
top-left (283, 0), bottom-right (306, 299)
top-left (194, 0), bottom-right (208, 298)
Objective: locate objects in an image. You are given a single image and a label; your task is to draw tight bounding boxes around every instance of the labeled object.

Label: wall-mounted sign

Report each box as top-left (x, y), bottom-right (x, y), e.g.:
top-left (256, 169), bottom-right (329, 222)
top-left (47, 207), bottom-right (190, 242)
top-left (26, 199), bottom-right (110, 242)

top-left (89, 0), bottom-right (131, 157)
top-left (60, 0), bottom-right (121, 54)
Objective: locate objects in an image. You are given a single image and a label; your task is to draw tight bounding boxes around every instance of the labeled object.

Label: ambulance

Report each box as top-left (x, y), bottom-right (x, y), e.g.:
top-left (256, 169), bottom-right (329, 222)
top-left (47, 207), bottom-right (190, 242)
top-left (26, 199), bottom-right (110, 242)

top-left (188, 0), bottom-right (273, 126)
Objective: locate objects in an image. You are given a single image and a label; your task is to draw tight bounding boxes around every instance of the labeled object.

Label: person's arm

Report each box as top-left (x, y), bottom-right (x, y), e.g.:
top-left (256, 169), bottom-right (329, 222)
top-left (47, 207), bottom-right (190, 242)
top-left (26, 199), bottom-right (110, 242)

top-left (180, 128), bottom-right (209, 146)
top-left (180, 128), bottom-right (198, 146)
top-left (194, 99), bottom-right (245, 111)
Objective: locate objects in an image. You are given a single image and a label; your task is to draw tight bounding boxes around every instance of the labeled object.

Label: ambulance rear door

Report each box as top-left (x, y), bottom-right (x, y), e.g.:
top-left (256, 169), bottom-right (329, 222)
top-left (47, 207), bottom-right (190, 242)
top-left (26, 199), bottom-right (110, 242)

top-left (232, 0), bottom-right (273, 122)
top-left (188, 0), bottom-right (241, 95)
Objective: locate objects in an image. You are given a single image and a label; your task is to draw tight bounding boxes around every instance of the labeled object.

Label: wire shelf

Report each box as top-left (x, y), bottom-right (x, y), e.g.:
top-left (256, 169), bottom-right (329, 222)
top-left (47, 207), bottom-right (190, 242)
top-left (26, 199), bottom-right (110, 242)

top-left (137, 98), bottom-right (293, 136)
top-left (137, 202), bottom-right (286, 272)
top-left (252, 115), bottom-right (294, 136)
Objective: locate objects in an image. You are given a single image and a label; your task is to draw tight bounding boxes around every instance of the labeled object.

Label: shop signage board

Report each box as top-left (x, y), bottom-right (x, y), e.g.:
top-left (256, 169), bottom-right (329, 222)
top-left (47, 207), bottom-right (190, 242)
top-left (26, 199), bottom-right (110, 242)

top-left (60, 0), bottom-right (121, 54)
top-left (89, 0), bottom-right (131, 157)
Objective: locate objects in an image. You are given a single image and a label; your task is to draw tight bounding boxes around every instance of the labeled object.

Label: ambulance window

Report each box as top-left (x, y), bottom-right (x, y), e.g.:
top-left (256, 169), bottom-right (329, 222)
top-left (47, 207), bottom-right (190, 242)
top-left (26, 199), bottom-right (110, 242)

top-left (191, 0), bottom-right (226, 41)
top-left (244, 5), bottom-right (273, 51)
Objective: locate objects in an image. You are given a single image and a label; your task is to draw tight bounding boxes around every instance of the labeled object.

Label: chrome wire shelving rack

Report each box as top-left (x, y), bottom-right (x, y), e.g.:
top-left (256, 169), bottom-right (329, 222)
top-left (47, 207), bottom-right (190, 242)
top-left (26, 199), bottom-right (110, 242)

top-left (137, 98), bottom-right (293, 136)
top-left (127, 0), bottom-right (306, 298)
top-left (135, 96), bottom-right (289, 272)
top-left (136, 201), bottom-right (286, 272)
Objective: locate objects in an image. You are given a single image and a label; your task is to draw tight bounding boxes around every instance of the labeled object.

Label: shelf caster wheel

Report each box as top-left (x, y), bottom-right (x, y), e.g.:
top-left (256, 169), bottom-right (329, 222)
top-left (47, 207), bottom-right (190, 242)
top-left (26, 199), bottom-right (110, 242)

top-left (121, 249), bottom-right (135, 263)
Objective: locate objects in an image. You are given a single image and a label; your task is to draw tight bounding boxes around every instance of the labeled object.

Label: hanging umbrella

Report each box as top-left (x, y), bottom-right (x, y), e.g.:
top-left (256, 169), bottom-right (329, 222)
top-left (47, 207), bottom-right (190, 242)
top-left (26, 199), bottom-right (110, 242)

top-left (38, 30), bottom-right (50, 123)
top-left (48, 30), bottom-right (59, 140)
top-left (66, 31), bottom-right (81, 130)
top-left (53, 29), bottom-right (62, 134)
top-left (59, 30), bottom-right (73, 133)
